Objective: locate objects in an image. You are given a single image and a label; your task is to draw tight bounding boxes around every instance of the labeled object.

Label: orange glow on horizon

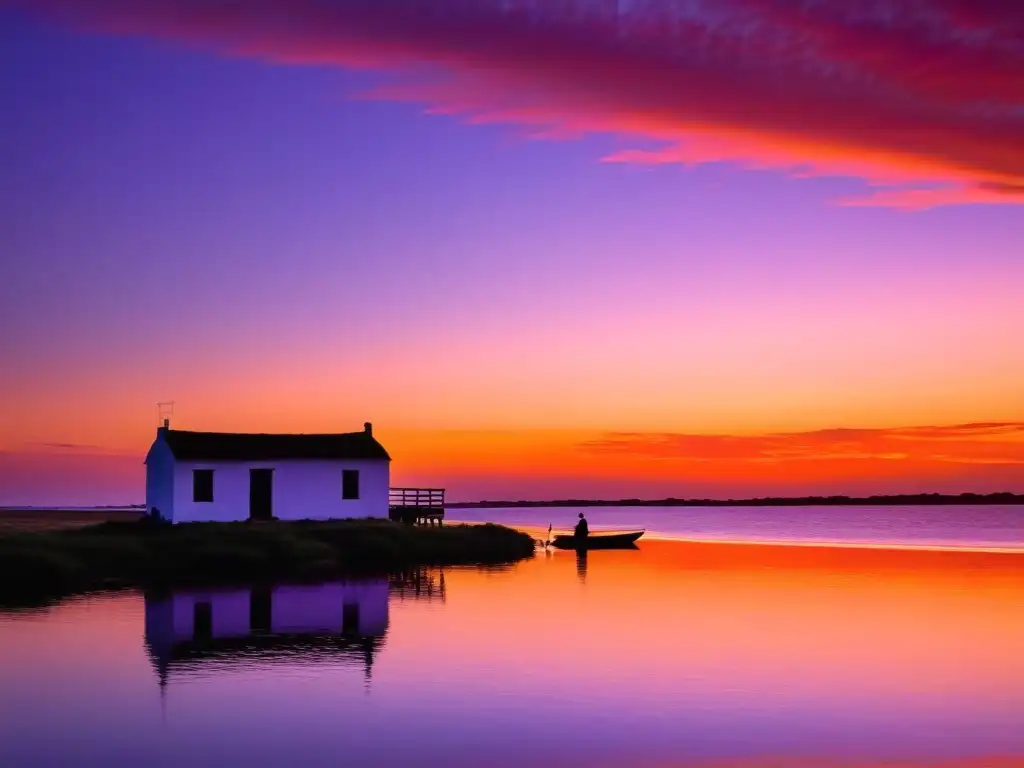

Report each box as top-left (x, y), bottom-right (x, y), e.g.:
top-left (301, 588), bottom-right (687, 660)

top-left (2, 421), bottom-right (1023, 504)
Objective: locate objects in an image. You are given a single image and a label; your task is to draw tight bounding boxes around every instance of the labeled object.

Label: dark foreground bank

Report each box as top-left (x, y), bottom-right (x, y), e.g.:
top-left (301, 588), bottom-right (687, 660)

top-left (0, 518), bottom-right (535, 604)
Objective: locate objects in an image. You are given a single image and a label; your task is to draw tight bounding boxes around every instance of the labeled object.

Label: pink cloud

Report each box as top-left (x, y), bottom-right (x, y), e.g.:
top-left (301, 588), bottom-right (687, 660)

top-left (733, 0), bottom-right (1024, 106)
top-left (5, 0), bottom-right (1024, 207)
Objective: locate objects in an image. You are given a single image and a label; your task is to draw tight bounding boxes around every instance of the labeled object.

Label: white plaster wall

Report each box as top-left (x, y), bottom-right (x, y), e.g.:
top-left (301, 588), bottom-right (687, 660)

top-left (144, 438), bottom-right (175, 522)
top-left (155, 581), bottom-right (389, 644)
top-left (272, 581), bottom-right (389, 636)
top-left (170, 459), bottom-right (390, 523)
top-left (144, 594), bottom-right (174, 648)
top-left (170, 589), bottom-right (252, 642)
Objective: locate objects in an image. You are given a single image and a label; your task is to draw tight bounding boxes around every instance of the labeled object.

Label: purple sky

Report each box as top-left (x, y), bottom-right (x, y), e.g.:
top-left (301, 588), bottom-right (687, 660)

top-left (2, 4), bottom-right (1022, 504)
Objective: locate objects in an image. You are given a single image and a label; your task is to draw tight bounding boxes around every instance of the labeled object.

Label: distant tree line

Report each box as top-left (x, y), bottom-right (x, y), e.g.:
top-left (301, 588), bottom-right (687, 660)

top-left (447, 492), bottom-right (1024, 508)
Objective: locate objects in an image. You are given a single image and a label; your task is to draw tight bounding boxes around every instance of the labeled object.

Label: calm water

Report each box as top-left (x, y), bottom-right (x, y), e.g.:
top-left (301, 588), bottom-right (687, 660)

top-left (453, 504), bottom-right (1024, 550)
top-left (1, 510), bottom-right (1023, 767)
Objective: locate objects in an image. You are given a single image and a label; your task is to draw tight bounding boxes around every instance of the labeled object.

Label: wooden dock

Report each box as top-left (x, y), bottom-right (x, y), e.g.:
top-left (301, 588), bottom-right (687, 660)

top-left (388, 488), bottom-right (445, 526)
top-left (389, 568), bottom-right (447, 602)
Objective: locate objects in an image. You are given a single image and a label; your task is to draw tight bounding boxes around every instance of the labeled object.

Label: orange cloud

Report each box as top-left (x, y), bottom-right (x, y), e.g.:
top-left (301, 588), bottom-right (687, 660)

top-left (380, 422), bottom-right (1024, 499)
top-left (8, 0), bottom-right (1024, 208)
top-left (3, 421), bottom-right (1022, 505)
top-left (580, 422), bottom-right (1024, 466)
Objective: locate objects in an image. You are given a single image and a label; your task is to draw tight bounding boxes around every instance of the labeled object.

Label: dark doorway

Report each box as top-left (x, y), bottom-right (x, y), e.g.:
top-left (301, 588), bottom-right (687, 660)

top-left (250, 587), bottom-right (272, 634)
top-left (249, 469), bottom-right (273, 521)
top-left (193, 601), bottom-right (213, 641)
top-left (342, 602), bottom-right (360, 635)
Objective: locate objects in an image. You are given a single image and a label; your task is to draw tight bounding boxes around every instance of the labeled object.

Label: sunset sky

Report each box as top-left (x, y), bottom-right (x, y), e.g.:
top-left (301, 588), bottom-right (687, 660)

top-left (2, 1), bottom-right (1022, 504)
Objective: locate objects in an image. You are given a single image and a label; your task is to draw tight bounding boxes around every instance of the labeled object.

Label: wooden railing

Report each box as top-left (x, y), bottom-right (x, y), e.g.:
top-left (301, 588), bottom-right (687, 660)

top-left (388, 488), bottom-right (446, 525)
top-left (389, 488), bottom-right (445, 508)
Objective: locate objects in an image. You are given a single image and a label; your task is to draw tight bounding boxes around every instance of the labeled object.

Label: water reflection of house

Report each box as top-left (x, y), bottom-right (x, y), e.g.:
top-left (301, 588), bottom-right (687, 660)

top-left (145, 581), bottom-right (390, 688)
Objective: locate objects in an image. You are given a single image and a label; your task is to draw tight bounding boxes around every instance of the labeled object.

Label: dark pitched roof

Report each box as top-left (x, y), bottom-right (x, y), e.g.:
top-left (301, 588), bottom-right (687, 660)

top-left (161, 429), bottom-right (390, 462)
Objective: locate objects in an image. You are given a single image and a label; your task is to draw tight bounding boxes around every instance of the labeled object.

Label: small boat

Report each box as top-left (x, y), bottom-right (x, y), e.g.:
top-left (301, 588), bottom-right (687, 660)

top-left (550, 530), bottom-right (644, 550)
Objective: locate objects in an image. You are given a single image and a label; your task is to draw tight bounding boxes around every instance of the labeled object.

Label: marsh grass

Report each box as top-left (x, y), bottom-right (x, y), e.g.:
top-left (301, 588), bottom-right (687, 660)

top-left (0, 518), bottom-right (534, 604)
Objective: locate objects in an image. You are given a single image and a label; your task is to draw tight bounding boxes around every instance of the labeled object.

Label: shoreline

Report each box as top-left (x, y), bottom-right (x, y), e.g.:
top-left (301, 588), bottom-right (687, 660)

top-left (0, 518), bottom-right (535, 606)
top-left (3, 523), bottom-right (1019, 610)
top-left (4, 491), bottom-right (1022, 516)
top-left (448, 493), bottom-right (1024, 508)
top-left (528, 533), bottom-right (1024, 574)
top-left (455, 521), bottom-right (1024, 556)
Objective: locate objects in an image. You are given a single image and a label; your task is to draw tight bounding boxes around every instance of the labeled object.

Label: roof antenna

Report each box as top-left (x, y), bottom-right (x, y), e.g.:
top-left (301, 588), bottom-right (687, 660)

top-left (157, 401), bottom-right (176, 429)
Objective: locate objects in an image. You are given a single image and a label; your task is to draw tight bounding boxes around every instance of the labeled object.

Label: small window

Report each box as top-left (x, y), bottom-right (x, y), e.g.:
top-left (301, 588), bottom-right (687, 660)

top-left (342, 469), bottom-right (360, 500)
top-left (193, 469), bottom-right (214, 502)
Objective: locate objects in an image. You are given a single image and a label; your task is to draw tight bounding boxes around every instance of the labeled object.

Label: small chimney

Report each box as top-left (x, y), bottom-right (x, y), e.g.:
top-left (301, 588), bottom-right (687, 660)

top-left (364, 422), bottom-right (373, 436)
top-left (163, 418), bottom-right (170, 429)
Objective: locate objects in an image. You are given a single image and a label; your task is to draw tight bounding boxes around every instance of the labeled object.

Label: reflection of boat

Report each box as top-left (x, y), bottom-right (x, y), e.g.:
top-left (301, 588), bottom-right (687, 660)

top-left (551, 531), bottom-right (644, 550)
top-left (576, 549), bottom-right (587, 581)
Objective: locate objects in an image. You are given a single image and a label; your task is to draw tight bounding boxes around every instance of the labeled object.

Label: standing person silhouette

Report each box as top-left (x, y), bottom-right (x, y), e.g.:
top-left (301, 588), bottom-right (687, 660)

top-left (574, 512), bottom-right (589, 540)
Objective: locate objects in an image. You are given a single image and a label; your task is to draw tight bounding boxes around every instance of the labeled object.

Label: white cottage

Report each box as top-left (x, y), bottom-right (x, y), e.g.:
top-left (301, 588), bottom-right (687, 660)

top-left (144, 422), bottom-right (391, 523)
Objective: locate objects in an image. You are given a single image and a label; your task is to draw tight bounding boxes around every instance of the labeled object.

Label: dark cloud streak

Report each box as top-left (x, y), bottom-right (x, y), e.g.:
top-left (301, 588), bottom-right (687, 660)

top-left (26, 442), bottom-right (105, 451)
top-left (4, 0), bottom-right (1023, 207)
